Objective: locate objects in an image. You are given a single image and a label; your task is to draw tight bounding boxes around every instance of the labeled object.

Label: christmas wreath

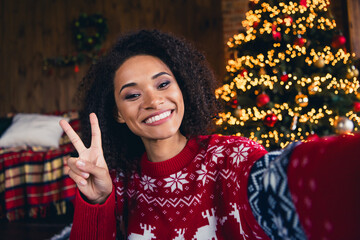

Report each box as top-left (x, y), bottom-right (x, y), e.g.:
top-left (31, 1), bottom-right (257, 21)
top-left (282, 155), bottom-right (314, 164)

top-left (72, 13), bottom-right (108, 51)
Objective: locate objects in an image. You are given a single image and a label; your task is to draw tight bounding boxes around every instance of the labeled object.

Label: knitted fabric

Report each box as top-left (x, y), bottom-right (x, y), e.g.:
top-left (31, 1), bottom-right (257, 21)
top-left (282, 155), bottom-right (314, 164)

top-left (71, 135), bottom-right (268, 239)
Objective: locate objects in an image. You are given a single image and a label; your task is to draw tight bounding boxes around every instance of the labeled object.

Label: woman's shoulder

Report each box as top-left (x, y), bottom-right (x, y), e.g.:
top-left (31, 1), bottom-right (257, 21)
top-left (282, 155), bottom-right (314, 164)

top-left (198, 134), bottom-right (265, 150)
top-left (194, 134), bottom-right (267, 168)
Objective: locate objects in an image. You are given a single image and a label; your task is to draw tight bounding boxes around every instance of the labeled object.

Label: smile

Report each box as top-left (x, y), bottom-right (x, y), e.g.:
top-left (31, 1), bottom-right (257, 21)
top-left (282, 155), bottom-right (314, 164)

top-left (144, 110), bottom-right (172, 124)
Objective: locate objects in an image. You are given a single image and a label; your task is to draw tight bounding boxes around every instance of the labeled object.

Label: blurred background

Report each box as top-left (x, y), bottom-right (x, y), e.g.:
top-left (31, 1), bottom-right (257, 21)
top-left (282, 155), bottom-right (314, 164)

top-left (0, 0), bottom-right (358, 116)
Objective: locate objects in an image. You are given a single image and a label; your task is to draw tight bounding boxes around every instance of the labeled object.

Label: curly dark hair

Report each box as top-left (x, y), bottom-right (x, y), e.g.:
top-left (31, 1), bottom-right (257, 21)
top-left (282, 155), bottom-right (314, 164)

top-left (78, 29), bottom-right (220, 174)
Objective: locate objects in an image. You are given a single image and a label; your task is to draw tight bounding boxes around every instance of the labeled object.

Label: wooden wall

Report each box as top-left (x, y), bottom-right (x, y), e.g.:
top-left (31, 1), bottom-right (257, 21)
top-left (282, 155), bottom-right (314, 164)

top-left (347, 0), bottom-right (360, 57)
top-left (0, 0), bottom-right (224, 115)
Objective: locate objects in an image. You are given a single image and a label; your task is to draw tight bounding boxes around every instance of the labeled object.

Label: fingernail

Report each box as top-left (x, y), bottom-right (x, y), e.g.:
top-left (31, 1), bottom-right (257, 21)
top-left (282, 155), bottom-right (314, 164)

top-left (79, 179), bottom-right (87, 186)
top-left (77, 161), bottom-right (85, 167)
top-left (82, 172), bottom-right (89, 178)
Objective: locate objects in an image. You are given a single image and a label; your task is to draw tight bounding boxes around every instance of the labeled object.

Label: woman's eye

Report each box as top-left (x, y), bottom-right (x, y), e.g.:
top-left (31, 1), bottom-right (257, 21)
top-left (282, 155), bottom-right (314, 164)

top-left (158, 81), bottom-right (170, 89)
top-left (124, 93), bottom-right (140, 100)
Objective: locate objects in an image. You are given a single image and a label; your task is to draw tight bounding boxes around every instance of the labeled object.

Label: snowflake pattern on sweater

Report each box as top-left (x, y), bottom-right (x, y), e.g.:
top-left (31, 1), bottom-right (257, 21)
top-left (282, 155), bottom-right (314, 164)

top-left (112, 135), bottom-right (269, 239)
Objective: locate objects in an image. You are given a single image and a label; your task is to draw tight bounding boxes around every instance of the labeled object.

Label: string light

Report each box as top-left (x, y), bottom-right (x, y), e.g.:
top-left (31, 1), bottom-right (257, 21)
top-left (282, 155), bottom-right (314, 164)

top-left (218, 0), bottom-right (359, 149)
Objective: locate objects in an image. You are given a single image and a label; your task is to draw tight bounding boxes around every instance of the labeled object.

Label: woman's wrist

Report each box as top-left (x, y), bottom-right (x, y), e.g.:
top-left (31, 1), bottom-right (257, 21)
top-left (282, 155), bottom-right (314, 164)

top-left (81, 187), bottom-right (113, 205)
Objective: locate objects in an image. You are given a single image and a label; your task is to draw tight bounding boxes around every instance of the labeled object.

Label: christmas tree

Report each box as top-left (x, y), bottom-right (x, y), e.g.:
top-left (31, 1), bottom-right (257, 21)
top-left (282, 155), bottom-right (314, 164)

top-left (215, 0), bottom-right (360, 150)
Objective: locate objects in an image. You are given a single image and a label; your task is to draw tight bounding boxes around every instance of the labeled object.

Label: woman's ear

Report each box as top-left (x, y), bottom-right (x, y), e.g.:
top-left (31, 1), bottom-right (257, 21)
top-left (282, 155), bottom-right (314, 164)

top-left (114, 107), bottom-right (126, 123)
top-left (116, 112), bottom-right (126, 123)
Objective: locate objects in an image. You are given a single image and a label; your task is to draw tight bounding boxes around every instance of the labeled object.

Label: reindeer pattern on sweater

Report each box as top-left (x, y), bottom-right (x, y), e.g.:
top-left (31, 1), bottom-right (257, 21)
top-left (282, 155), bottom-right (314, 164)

top-left (113, 135), bottom-right (269, 239)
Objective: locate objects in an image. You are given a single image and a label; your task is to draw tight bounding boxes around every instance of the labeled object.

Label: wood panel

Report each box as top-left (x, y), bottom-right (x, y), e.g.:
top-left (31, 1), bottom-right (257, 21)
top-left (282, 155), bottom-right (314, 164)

top-left (0, 0), bottom-right (223, 115)
top-left (347, 0), bottom-right (360, 57)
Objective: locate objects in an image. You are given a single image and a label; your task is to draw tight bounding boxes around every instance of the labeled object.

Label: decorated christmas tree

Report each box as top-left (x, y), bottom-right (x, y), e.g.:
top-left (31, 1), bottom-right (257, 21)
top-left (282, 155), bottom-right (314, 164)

top-left (215, 0), bottom-right (360, 150)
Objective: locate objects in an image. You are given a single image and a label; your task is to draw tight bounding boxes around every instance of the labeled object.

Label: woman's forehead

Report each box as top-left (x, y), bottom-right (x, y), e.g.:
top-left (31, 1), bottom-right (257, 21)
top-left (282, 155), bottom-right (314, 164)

top-left (114, 55), bottom-right (174, 85)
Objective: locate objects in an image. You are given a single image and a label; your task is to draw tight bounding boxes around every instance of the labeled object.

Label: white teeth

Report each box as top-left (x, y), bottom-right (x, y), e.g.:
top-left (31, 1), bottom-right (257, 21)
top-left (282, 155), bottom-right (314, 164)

top-left (145, 111), bottom-right (171, 124)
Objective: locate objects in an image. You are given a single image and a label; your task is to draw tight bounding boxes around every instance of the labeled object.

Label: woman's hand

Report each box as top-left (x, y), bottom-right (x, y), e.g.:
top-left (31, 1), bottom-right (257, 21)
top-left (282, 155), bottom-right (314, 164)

top-left (60, 113), bottom-right (112, 204)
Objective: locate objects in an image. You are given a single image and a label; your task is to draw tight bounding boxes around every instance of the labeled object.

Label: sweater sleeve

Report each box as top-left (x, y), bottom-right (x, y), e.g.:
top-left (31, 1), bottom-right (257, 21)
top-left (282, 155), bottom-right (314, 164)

top-left (247, 133), bottom-right (360, 240)
top-left (69, 186), bottom-right (117, 240)
top-left (288, 133), bottom-right (360, 240)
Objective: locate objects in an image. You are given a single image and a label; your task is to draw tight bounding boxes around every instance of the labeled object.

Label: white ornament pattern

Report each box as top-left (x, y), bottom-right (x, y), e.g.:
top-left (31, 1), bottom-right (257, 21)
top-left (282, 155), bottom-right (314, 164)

top-left (210, 146), bottom-right (225, 163)
top-left (230, 144), bottom-right (250, 166)
top-left (196, 164), bottom-right (209, 186)
top-left (141, 175), bottom-right (157, 192)
top-left (163, 171), bottom-right (189, 192)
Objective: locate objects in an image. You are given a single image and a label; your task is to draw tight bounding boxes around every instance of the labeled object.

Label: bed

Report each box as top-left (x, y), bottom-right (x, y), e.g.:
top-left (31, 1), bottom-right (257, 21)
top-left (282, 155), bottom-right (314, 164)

top-left (0, 111), bottom-right (79, 221)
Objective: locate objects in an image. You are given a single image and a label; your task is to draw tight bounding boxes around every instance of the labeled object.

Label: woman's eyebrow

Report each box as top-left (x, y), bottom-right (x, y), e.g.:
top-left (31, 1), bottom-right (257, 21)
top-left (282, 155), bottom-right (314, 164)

top-left (119, 72), bottom-right (171, 93)
top-left (152, 72), bottom-right (171, 79)
top-left (119, 82), bottom-right (137, 93)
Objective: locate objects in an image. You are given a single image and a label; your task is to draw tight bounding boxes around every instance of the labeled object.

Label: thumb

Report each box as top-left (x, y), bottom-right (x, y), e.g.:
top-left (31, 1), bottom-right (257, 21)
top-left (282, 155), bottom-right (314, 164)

top-left (76, 160), bottom-right (109, 179)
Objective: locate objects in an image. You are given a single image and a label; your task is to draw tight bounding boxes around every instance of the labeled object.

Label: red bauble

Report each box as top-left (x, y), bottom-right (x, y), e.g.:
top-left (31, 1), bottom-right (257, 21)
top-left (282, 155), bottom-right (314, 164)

top-left (256, 93), bottom-right (270, 107)
top-left (282, 16), bottom-right (293, 25)
top-left (253, 21), bottom-right (259, 28)
top-left (272, 31), bottom-right (282, 41)
top-left (300, 0), bottom-right (307, 7)
top-left (280, 73), bottom-right (289, 82)
top-left (331, 35), bottom-right (346, 49)
top-left (294, 36), bottom-right (306, 47)
top-left (307, 133), bottom-right (320, 141)
top-left (240, 69), bottom-right (248, 76)
top-left (230, 99), bottom-right (238, 109)
top-left (263, 113), bottom-right (278, 127)
top-left (74, 65), bottom-right (80, 73)
top-left (353, 102), bottom-right (360, 112)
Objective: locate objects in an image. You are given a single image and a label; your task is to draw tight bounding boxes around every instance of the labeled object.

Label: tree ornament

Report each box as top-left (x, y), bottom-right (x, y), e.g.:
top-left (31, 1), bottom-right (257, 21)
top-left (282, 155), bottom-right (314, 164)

top-left (308, 83), bottom-right (319, 95)
top-left (290, 115), bottom-right (298, 130)
top-left (259, 68), bottom-right (267, 76)
top-left (256, 93), bottom-right (270, 107)
top-left (234, 106), bottom-right (242, 118)
top-left (295, 93), bottom-right (309, 107)
top-left (263, 113), bottom-right (278, 127)
top-left (280, 72), bottom-right (289, 82)
top-left (300, 0), bottom-right (307, 8)
top-left (230, 99), bottom-right (238, 109)
top-left (353, 102), bottom-right (360, 112)
top-left (307, 133), bottom-right (320, 141)
top-left (253, 21), bottom-right (259, 28)
top-left (331, 35), bottom-right (346, 49)
top-left (240, 68), bottom-right (248, 76)
top-left (282, 16), bottom-right (293, 26)
top-left (346, 67), bottom-right (355, 79)
top-left (314, 57), bottom-right (325, 68)
top-left (72, 13), bottom-right (108, 51)
top-left (294, 36), bottom-right (306, 47)
top-left (334, 116), bottom-right (354, 134)
top-left (272, 31), bottom-right (281, 41)
top-left (74, 65), bottom-right (79, 73)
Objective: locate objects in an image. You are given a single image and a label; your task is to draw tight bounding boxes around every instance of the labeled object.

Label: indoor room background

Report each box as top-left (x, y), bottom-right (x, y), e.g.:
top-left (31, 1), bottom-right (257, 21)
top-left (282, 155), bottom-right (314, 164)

top-left (1, 0), bottom-right (358, 116)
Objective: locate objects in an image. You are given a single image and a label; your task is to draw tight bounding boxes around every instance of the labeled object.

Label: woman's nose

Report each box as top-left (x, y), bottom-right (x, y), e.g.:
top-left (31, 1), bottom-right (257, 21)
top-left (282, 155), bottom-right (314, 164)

top-left (142, 91), bottom-right (164, 109)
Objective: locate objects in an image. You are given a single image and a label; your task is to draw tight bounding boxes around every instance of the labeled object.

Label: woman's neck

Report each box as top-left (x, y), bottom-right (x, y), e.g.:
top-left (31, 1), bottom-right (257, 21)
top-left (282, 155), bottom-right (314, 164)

top-left (142, 132), bottom-right (188, 163)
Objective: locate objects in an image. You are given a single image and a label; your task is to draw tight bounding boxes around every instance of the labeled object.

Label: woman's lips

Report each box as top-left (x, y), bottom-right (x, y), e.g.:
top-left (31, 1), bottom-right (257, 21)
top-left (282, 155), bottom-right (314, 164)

top-left (144, 110), bottom-right (173, 124)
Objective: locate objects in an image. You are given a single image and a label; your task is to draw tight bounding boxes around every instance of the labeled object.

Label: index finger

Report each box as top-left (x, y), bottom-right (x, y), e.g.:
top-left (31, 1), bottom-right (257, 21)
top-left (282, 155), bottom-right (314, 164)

top-left (59, 119), bottom-right (86, 153)
top-left (89, 113), bottom-right (102, 149)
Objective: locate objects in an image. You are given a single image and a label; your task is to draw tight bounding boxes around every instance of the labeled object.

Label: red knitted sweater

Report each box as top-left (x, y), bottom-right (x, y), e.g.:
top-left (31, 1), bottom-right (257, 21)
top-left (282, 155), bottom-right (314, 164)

top-left (70, 135), bottom-right (268, 239)
top-left (69, 134), bottom-right (360, 239)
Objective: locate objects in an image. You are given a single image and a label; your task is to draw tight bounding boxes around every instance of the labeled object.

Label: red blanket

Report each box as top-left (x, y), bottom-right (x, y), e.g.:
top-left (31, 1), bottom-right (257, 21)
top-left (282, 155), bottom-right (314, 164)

top-left (0, 112), bottom-right (79, 221)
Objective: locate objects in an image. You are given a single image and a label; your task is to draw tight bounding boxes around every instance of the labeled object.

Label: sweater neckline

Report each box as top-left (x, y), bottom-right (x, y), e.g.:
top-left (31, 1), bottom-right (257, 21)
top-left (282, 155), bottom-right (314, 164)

top-left (140, 137), bottom-right (200, 177)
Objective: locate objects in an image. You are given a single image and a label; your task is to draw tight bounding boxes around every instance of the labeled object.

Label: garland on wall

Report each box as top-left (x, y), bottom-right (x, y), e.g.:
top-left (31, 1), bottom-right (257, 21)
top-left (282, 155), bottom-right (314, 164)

top-left (43, 13), bottom-right (108, 74)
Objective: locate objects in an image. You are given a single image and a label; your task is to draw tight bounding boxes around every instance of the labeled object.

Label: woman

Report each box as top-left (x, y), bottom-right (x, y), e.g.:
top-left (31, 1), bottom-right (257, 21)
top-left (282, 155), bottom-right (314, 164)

top-left (60, 30), bottom-right (360, 239)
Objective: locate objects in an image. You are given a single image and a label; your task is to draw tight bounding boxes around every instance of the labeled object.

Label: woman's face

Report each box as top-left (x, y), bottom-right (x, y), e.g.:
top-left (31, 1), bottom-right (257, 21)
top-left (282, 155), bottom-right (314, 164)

top-left (113, 55), bottom-right (185, 142)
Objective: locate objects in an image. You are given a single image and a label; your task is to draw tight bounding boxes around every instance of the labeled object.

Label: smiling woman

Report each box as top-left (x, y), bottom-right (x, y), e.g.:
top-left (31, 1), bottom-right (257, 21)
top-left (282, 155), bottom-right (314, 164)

top-left (60, 30), bottom-right (360, 239)
top-left (113, 55), bottom-right (185, 153)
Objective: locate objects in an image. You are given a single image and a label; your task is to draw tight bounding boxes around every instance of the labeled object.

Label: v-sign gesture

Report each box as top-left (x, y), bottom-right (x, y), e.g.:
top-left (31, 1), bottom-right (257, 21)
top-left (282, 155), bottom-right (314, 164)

top-left (60, 113), bottom-right (113, 204)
